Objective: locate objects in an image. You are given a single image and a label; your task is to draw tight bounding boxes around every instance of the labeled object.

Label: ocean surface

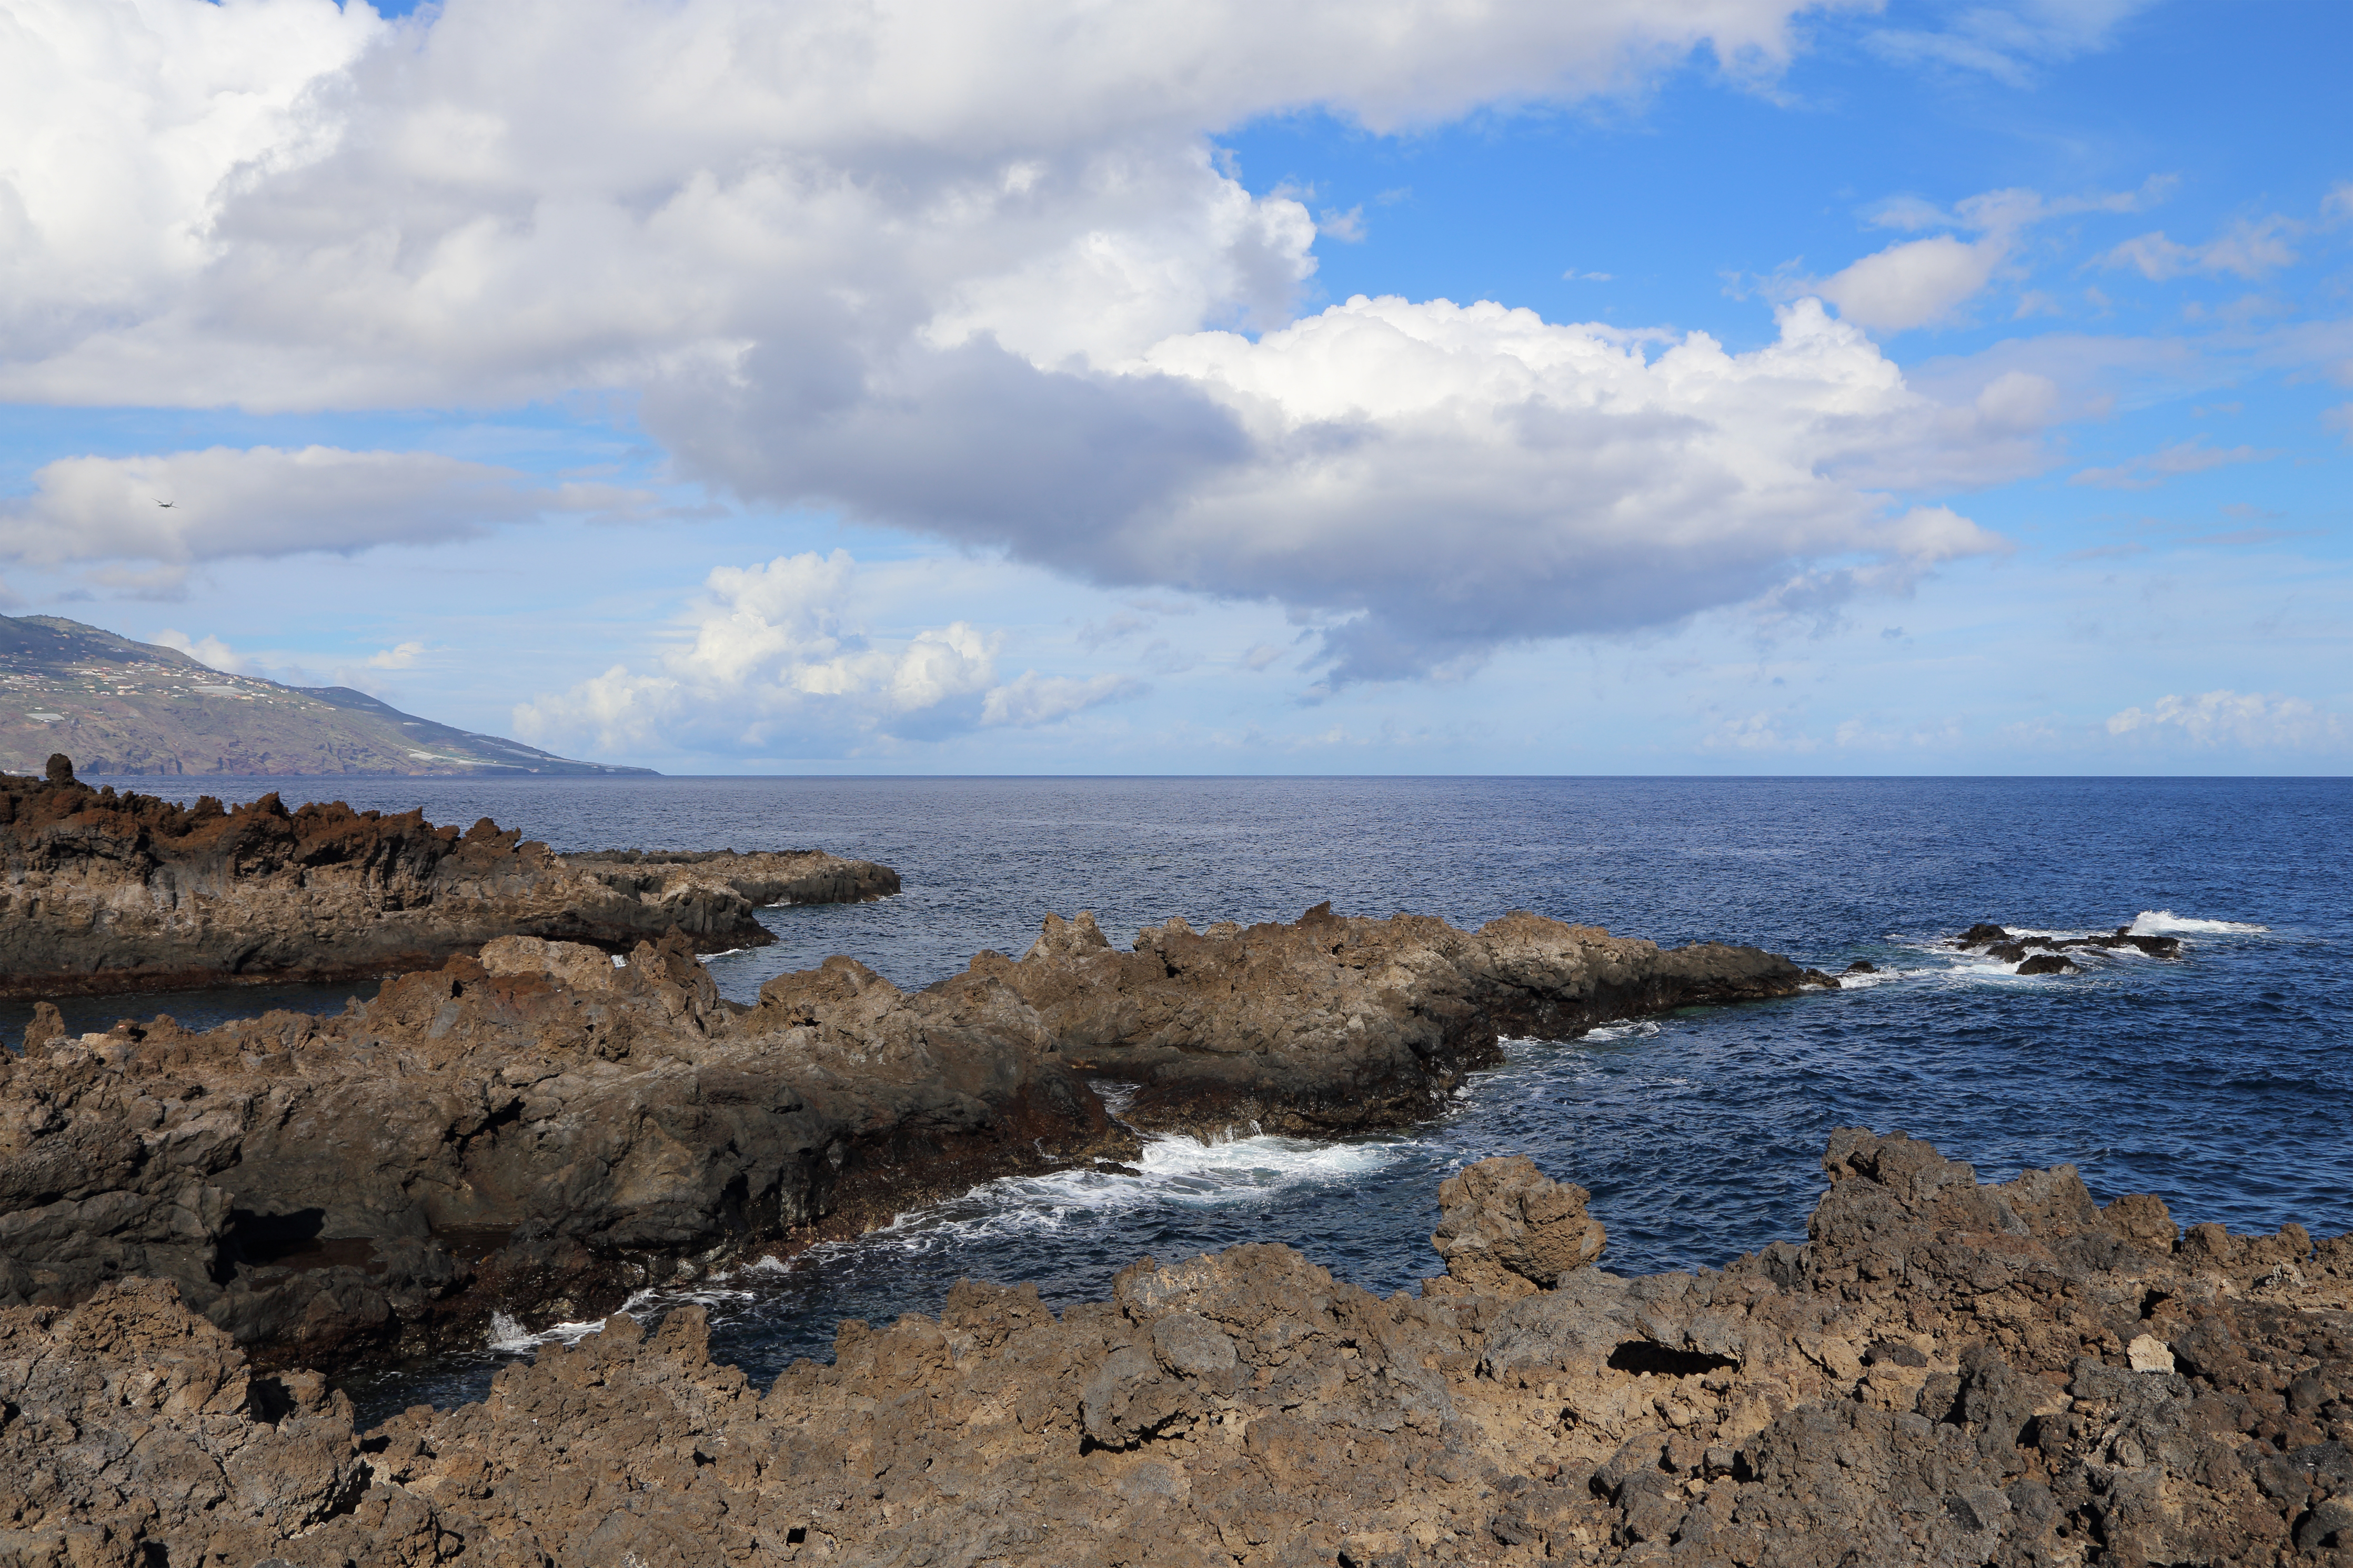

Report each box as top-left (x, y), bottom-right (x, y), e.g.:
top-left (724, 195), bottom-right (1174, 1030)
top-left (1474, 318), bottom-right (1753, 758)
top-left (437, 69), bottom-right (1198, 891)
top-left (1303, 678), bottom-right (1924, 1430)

top-left (25, 775), bottom-right (2349, 1424)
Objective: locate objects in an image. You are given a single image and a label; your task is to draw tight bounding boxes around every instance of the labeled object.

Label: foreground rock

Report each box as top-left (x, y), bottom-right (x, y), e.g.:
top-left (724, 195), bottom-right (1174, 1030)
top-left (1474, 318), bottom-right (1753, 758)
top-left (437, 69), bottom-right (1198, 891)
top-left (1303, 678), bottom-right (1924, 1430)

top-left (992, 903), bottom-right (1835, 1135)
top-left (7, 1132), bottom-right (2348, 1567)
top-left (0, 934), bottom-right (1124, 1365)
top-left (0, 758), bottom-right (897, 997)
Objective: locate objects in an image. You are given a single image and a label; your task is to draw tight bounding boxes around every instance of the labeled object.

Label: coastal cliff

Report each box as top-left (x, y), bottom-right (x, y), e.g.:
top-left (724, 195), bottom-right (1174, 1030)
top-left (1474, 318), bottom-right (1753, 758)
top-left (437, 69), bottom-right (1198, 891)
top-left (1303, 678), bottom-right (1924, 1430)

top-left (0, 760), bottom-right (898, 998)
top-left (1, 906), bottom-right (1826, 1361)
top-left (5, 1133), bottom-right (2346, 1566)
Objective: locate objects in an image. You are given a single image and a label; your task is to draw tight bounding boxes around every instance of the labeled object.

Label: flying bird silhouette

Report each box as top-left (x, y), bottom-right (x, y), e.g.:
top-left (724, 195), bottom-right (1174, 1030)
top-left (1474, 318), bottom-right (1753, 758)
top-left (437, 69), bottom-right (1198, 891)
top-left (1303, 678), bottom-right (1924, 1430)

top-left (154, 500), bottom-right (174, 508)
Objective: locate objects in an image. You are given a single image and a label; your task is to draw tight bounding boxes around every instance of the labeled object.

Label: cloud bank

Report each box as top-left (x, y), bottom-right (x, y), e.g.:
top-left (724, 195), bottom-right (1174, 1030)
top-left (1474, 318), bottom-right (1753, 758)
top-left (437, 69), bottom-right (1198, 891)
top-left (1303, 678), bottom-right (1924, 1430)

top-left (5, 0), bottom-right (2051, 684)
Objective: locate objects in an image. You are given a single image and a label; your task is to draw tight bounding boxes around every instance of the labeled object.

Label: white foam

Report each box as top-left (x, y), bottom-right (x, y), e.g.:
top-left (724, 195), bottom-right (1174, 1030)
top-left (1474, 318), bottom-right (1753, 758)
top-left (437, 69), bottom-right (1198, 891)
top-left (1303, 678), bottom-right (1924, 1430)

top-left (1581, 1020), bottom-right (1662, 1043)
top-left (2130, 910), bottom-right (2269, 936)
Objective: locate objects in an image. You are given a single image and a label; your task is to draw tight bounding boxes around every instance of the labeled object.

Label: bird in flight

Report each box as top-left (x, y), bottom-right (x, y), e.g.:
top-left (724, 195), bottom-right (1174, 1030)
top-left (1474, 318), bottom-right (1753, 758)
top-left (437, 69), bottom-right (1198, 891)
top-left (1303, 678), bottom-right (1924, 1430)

top-left (154, 500), bottom-right (174, 508)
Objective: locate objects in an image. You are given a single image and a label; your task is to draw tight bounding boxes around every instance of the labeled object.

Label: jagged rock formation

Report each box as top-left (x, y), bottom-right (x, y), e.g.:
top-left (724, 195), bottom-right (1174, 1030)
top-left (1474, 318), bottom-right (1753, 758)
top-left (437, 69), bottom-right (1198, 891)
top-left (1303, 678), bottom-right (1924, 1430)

top-left (988, 903), bottom-right (1835, 1135)
top-left (0, 763), bottom-right (898, 997)
top-left (1953, 921), bottom-right (2183, 974)
top-left (1430, 1156), bottom-right (1608, 1298)
top-left (6, 1132), bottom-right (2348, 1566)
top-left (2, 905), bottom-right (1836, 1367)
top-left (0, 934), bottom-right (1124, 1365)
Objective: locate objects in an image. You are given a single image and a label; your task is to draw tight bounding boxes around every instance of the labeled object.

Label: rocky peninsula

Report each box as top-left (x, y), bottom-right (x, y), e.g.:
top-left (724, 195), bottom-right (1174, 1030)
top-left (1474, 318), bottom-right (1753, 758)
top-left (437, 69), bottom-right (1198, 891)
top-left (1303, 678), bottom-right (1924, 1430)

top-left (5, 1131), bottom-right (2347, 1566)
top-left (0, 756), bottom-right (898, 998)
top-left (2, 904), bottom-right (1828, 1367)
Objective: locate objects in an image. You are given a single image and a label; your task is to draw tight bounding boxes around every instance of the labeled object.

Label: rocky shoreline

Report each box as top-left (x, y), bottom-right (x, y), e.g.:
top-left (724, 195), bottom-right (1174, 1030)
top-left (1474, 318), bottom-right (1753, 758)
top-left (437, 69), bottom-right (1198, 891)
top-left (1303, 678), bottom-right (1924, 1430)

top-left (2, 903), bottom-right (1828, 1372)
top-left (0, 756), bottom-right (897, 999)
top-left (5, 1131), bottom-right (2346, 1566)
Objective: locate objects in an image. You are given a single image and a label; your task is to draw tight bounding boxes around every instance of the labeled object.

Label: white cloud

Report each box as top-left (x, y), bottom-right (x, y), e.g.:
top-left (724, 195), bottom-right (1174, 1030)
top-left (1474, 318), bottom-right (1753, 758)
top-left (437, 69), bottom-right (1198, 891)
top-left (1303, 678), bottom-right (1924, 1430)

top-left (3, 0), bottom-right (2053, 689)
top-left (1865, 0), bottom-right (2158, 84)
top-left (366, 640), bottom-right (426, 669)
top-left (152, 629), bottom-right (248, 673)
top-left (2068, 437), bottom-right (2276, 490)
top-left (981, 671), bottom-right (1146, 727)
top-left (0, 446), bottom-right (647, 567)
top-left (2325, 404), bottom-right (2353, 446)
top-left (514, 549), bottom-right (1133, 758)
top-left (1821, 234), bottom-right (2005, 331)
top-left (2106, 690), bottom-right (2346, 749)
top-left (2097, 216), bottom-right (2300, 281)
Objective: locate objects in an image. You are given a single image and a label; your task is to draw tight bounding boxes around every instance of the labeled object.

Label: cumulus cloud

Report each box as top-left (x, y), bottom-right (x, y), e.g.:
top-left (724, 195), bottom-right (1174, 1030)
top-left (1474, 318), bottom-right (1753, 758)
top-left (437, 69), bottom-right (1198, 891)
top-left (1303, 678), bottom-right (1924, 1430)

top-left (5, 0), bottom-right (2052, 687)
top-left (2106, 691), bottom-right (2346, 749)
top-left (681, 296), bottom-right (2015, 683)
top-left (2068, 437), bottom-right (2276, 490)
top-left (365, 640), bottom-right (426, 669)
top-left (514, 550), bottom-right (1134, 758)
top-left (0, 446), bottom-right (647, 567)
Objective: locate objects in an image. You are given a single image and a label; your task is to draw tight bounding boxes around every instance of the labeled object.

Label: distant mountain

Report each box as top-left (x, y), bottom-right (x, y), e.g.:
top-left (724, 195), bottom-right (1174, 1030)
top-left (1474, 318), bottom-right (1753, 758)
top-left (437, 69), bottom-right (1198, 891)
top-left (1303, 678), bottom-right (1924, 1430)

top-left (0, 615), bottom-right (655, 777)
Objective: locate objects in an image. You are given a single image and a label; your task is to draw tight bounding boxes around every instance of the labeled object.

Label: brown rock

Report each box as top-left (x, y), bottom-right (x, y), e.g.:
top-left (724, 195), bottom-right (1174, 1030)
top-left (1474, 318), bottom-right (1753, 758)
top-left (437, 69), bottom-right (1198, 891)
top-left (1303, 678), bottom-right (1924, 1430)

top-left (1432, 1154), bottom-right (1606, 1296)
top-left (9, 1131), bottom-right (2349, 1567)
top-left (0, 772), bottom-right (897, 998)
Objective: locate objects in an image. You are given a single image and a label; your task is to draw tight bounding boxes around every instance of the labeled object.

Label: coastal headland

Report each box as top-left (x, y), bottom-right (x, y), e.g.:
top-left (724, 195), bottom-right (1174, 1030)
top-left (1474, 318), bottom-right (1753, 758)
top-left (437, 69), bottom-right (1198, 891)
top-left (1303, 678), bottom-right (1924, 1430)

top-left (0, 757), bottom-right (898, 998)
top-left (4, 1132), bottom-right (2346, 1566)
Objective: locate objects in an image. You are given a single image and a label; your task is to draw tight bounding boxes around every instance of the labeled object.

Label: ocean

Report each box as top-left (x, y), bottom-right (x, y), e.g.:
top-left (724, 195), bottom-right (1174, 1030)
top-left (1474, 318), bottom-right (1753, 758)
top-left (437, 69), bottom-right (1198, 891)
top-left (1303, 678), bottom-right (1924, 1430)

top-left (18, 775), bottom-right (2348, 1424)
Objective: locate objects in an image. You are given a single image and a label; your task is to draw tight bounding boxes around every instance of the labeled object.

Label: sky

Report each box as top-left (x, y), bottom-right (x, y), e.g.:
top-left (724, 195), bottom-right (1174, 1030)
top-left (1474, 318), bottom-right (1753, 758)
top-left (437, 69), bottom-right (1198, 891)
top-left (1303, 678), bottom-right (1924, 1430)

top-left (1, 0), bottom-right (2346, 775)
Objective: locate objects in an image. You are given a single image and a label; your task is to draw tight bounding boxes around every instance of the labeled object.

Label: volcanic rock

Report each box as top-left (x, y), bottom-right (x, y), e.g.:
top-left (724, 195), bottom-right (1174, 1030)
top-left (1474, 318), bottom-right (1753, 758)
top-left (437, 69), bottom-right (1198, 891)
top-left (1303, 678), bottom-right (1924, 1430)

top-left (0, 933), bottom-right (1125, 1364)
top-left (2014, 953), bottom-right (2079, 976)
top-left (8, 1131), bottom-right (2349, 1567)
top-left (989, 903), bottom-right (1827, 1135)
top-left (1952, 919), bottom-right (2183, 966)
top-left (0, 765), bottom-right (897, 997)
top-left (1431, 1155), bottom-right (1607, 1297)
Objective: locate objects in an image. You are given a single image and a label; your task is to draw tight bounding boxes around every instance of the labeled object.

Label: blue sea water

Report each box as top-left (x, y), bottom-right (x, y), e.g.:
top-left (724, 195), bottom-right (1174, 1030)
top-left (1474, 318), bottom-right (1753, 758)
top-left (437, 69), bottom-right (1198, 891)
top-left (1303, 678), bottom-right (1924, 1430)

top-left (25, 775), bottom-right (2349, 1422)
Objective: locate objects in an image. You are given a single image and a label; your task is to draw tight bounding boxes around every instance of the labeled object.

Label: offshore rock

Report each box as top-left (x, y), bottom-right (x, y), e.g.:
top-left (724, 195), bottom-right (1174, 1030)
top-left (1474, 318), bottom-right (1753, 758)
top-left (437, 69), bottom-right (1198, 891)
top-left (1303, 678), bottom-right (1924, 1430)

top-left (990, 903), bottom-right (1830, 1135)
top-left (0, 935), bottom-right (1124, 1364)
top-left (1953, 920), bottom-right (2183, 968)
top-left (0, 765), bottom-right (897, 997)
top-left (7, 1133), bottom-right (2349, 1566)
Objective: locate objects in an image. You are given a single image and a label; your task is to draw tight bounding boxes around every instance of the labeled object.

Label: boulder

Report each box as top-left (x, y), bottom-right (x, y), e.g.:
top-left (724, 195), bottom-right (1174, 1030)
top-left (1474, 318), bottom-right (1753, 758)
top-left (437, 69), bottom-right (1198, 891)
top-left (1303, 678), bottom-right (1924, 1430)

top-left (1431, 1154), bottom-right (1607, 1296)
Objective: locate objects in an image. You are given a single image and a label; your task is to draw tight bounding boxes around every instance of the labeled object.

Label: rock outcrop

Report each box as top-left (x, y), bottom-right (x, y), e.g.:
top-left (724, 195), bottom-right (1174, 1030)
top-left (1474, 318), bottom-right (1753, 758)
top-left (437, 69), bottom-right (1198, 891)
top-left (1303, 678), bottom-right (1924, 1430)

top-left (988, 903), bottom-right (1834, 1135)
top-left (2, 904), bottom-right (1837, 1365)
top-left (0, 934), bottom-right (1126, 1365)
top-left (0, 764), bottom-right (897, 997)
top-left (1953, 921), bottom-right (2183, 974)
top-left (7, 1132), bottom-right (2348, 1566)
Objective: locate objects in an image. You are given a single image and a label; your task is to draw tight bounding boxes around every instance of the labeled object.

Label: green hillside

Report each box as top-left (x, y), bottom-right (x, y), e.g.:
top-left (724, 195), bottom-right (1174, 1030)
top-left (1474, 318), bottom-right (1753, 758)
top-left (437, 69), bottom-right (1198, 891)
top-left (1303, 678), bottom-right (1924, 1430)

top-left (0, 615), bottom-right (653, 777)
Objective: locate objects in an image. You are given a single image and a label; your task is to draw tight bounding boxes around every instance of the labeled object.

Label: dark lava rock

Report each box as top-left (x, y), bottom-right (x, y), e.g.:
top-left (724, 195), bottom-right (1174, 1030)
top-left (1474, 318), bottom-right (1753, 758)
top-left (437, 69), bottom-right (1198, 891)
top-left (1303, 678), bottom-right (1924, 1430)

top-left (1953, 923), bottom-right (2013, 947)
top-left (0, 933), bottom-right (1128, 1364)
top-left (0, 762), bottom-right (896, 998)
top-left (1844, 960), bottom-right (1877, 974)
top-left (7, 1131), bottom-right (2349, 1567)
top-left (993, 904), bottom-right (1821, 1136)
top-left (2015, 953), bottom-right (2079, 975)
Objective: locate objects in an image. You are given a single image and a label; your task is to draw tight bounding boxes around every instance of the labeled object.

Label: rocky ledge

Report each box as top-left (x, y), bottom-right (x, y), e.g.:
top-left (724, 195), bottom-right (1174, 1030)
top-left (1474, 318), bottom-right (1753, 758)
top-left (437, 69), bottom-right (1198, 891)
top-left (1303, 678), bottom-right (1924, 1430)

top-left (989, 902), bottom-right (1836, 1136)
top-left (0, 754), bottom-right (897, 998)
top-left (1, 906), bottom-right (1827, 1367)
top-left (6, 1131), bottom-right (2348, 1568)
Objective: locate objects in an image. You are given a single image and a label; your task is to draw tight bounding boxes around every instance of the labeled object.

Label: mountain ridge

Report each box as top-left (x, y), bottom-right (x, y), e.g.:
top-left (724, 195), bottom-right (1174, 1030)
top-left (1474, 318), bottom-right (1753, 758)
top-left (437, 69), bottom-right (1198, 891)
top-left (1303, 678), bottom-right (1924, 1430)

top-left (0, 614), bottom-right (652, 776)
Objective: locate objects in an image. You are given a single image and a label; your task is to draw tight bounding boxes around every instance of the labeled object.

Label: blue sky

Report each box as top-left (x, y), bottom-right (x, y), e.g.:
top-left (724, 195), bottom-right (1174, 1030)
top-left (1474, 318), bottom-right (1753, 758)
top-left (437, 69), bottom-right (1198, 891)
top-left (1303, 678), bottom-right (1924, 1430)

top-left (1, 0), bottom-right (2345, 773)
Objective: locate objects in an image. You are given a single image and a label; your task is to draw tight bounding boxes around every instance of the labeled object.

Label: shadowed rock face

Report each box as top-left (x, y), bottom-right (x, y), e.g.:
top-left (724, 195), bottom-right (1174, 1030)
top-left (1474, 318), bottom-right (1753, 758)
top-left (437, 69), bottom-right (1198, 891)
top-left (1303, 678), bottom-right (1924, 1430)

top-left (989, 903), bottom-right (1834, 1135)
top-left (0, 767), bottom-right (897, 997)
top-left (0, 935), bottom-right (1126, 1364)
top-left (6, 1131), bottom-right (2348, 1567)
